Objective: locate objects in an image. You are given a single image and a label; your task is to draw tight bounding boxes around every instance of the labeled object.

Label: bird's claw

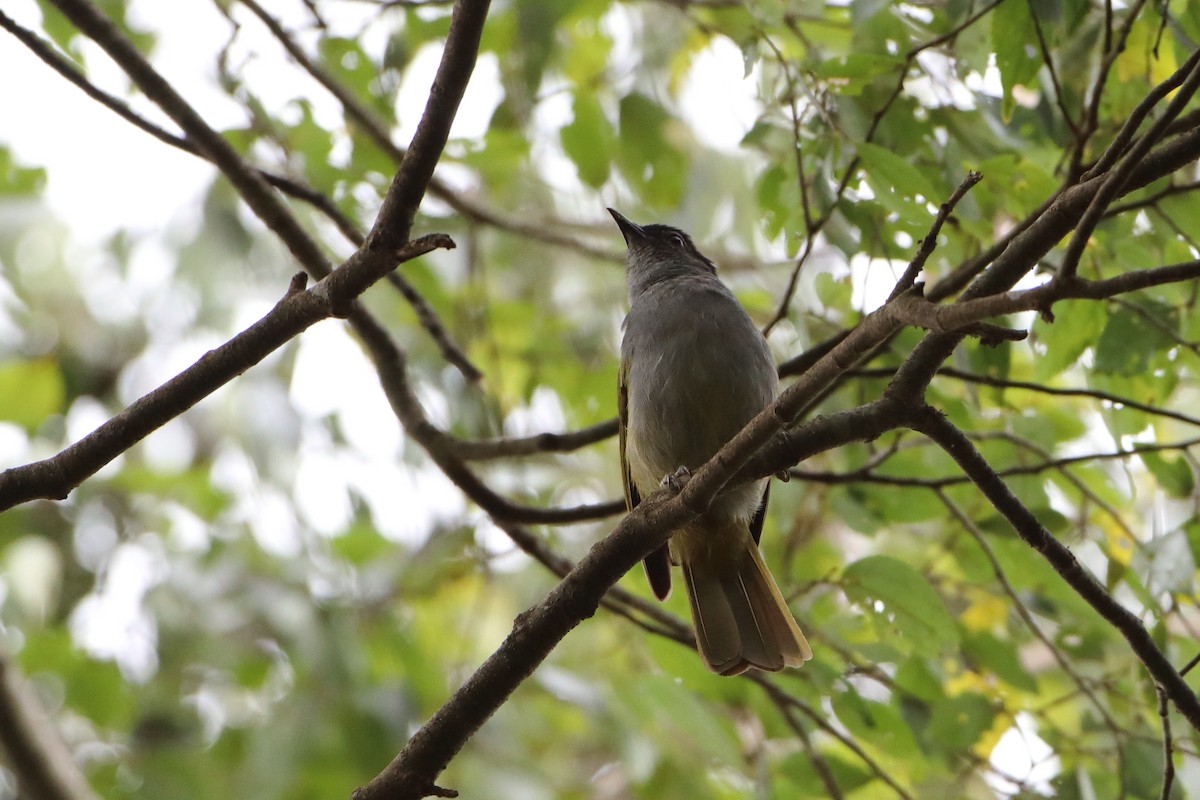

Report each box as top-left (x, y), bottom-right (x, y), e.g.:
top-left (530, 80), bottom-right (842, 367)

top-left (660, 466), bottom-right (692, 493)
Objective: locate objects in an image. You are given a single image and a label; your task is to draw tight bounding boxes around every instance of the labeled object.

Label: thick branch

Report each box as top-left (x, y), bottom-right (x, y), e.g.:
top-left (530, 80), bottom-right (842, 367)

top-left (888, 123), bottom-right (1200, 402)
top-left (362, 0), bottom-right (491, 252)
top-left (891, 259), bottom-right (1200, 334)
top-left (909, 405), bottom-right (1200, 730)
top-left (350, 485), bottom-right (694, 800)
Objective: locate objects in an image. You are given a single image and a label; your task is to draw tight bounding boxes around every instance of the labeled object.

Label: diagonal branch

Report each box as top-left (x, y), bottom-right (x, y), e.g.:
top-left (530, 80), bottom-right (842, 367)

top-left (908, 405), bottom-right (1200, 730)
top-left (887, 122), bottom-right (1200, 403)
top-left (1060, 45), bottom-right (1200, 280)
top-left (0, 236), bottom-right (453, 511)
top-left (0, 648), bottom-right (99, 800)
top-left (0, 4), bottom-right (480, 382)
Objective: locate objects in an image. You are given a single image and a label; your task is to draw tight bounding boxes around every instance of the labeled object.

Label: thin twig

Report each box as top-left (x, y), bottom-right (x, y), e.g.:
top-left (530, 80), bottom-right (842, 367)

top-left (936, 489), bottom-right (1129, 790)
top-left (1072, 0), bottom-right (1149, 177)
top-left (753, 677), bottom-right (916, 800)
top-left (909, 406), bottom-right (1200, 730)
top-left (888, 171), bottom-right (984, 301)
top-left (790, 432), bottom-right (1200, 489)
top-left (1062, 46), bottom-right (1200, 279)
top-left (1028, 2), bottom-right (1079, 137)
top-left (1157, 684), bottom-right (1175, 800)
top-left (236, 0), bottom-right (620, 262)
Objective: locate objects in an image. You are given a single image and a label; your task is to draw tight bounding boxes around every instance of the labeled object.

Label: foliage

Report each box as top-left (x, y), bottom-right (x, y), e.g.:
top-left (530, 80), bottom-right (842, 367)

top-left (2, 0), bottom-right (1200, 798)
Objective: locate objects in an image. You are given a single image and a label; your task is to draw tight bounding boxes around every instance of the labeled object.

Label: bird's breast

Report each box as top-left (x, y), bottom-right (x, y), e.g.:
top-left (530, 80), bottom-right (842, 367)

top-left (622, 281), bottom-right (776, 517)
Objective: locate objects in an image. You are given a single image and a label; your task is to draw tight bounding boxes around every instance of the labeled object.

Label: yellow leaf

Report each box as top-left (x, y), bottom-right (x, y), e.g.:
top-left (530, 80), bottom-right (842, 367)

top-left (1116, 19), bottom-right (1178, 86)
top-left (973, 712), bottom-right (1015, 760)
top-left (960, 589), bottom-right (1009, 633)
top-left (945, 668), bottom-right (991, 697)
top-left (1104, 522), bottom-right (1137, 567)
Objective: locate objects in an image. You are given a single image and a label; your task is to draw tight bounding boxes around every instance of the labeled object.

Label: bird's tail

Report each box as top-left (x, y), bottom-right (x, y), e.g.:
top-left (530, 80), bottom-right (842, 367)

top-left (680, 532), bottom-right (811, 676)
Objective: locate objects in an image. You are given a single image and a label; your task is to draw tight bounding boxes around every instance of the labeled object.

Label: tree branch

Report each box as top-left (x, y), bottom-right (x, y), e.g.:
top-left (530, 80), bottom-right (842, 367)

top-left (349, 248), bottom-right (1018, 795)
top-left (908, 405), bottom-right (1200, 730)
top-left (0, 236), bottom-right (453, 511)
top-left (0, 648), bottom-right (100, 800)
top-left (1, 4), bottom-right (479, 382)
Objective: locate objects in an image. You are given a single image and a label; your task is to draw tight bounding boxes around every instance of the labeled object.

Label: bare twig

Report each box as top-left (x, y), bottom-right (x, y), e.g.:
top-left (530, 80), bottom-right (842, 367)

top-left (1072, 0), bottom-right (1149, 177)
top-left (1062, 45), bottom-right (1200, 280)
top-left (937, 489), bottom-right (1129, 788)
top-left (1028, 2), bottom-right (1079, 137)
top-left (753, 677), bottom-right (916, 800)
top-left (453, 419), bottom-right (618, 460)
top-left (1157, 685), bottom-right (1175, 800)
top-left (897, 366), bottom-right (1200, 429)
top-left (0, 4), bottom-right (480, 382)
top-left (761, 2), bottom-right (1005, 328)
top-left (790, 433), bottom-right (1200, 488)
top-left (887, 171), bottom-right (984, 301)
top-left (236, 0), bottom-right (619, 263)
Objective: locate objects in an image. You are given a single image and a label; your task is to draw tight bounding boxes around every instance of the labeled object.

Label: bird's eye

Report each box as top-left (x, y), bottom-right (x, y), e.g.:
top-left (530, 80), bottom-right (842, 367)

top-left (670, 233), bottom-right (687, 249)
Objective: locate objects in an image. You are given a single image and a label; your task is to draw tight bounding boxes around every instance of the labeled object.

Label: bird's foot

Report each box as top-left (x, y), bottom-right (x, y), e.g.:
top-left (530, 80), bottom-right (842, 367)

top-left (660, 466), bottom-right (692, 493)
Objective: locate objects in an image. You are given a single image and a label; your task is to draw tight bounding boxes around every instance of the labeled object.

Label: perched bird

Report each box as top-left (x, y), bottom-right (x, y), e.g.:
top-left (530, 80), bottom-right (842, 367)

top-left (610, 208), bottom-right (811, 675)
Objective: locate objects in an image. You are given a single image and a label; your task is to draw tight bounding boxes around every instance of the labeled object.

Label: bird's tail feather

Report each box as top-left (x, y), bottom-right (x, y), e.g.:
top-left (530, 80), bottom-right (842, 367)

top-left (681, 536), bottom-right (811, 676)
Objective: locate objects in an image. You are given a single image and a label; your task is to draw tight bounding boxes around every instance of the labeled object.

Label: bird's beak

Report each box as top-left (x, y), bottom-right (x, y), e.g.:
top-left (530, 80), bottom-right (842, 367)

top-left (607, 208), bottom-right (646, 245)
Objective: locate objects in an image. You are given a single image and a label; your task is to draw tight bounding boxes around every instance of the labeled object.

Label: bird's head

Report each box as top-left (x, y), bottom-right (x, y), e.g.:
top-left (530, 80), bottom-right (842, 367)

top-left (608, 208), bottom-right (717, 295)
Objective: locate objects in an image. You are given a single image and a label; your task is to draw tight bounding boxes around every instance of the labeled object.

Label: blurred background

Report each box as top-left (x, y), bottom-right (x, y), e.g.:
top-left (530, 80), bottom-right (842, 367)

top-left (2, 0), bottom-right (1200, 797)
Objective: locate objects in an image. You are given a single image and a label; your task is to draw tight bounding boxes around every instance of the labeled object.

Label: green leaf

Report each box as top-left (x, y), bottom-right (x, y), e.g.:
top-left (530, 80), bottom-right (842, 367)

top-left (0, 360), bottom-right (66, 431)
top-left (110, 467), bottom-right (230, 521)
top-left (857, 143), bottom-right (940, 202)
top-left (814, 272), bottom-right (852, 311)
top-left (894, 656), bottom-right (945, 703)
top-left (1133, 528), bottom-right (1196, 597)
top-left (1094, 306), bottom-right (1174, 376)
top-left (561, 93), bottom-right (613, 188)
top-left (780, 750), bottom-right (872, 794)
top-left (811, 53), bottom-right (898, 95)
top-left (830, 689), bottom-right (921, 759)
top-left (318, 37), bottom-right (387, 114)
top-left (1139, 451), bottom-right (1195, 498)
top-left (925, 692), bottom-right (994, 755)
top-left (617, 93), bottom-right (687, 208)
top-left (0, 147), bottom-right (47, 196)
top-left (1033, 300), bottom-right (1106, 381)
top-left (963, 631), bottom-right (1037, 691)
top-left (992, 0), bottom-right (1040, 121)
top-left (19, 629), bottom-right (130, 728)
top-left (842, 555), bottom-right (960, 649)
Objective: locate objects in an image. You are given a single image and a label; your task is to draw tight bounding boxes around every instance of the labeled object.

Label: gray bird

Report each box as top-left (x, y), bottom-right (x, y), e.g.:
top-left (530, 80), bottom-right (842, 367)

top-left (611, 208), bottom-right (812, 675)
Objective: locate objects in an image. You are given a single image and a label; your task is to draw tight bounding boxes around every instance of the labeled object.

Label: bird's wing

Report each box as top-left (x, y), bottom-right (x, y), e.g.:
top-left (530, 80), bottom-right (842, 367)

top-left (621, 352), bottom-right (671, 599)
top-left (750, 482), bottom-right (770, 546)
top-left (618, 356), bottom-right (640, 512)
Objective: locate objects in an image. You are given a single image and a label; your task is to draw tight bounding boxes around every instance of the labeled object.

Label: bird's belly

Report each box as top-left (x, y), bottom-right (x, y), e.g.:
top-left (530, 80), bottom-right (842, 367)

top-left (626, 342), bottom-right (768, 521)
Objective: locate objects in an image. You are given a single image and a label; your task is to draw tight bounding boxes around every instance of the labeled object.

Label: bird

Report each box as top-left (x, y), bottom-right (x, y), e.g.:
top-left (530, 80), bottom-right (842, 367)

top-left (610, 208), bottom-right (812, 675)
